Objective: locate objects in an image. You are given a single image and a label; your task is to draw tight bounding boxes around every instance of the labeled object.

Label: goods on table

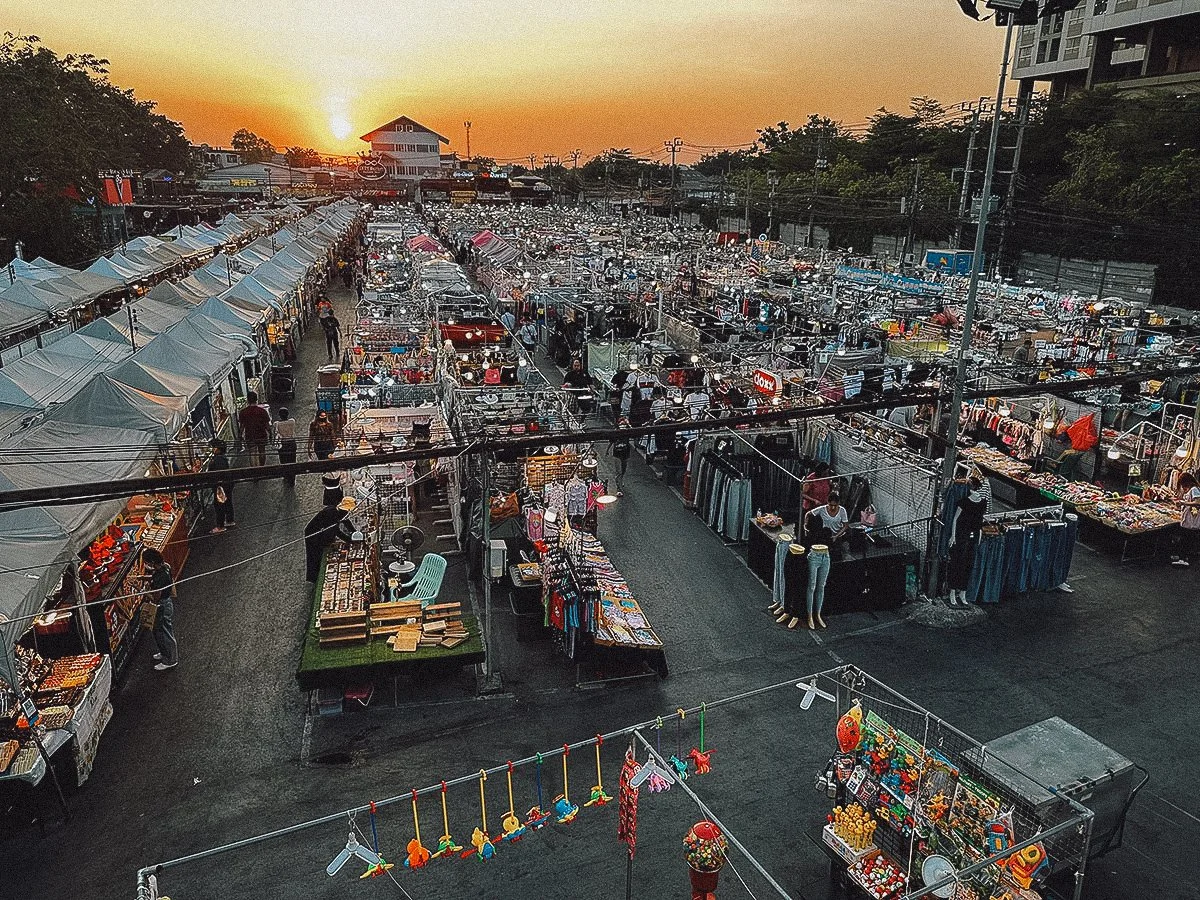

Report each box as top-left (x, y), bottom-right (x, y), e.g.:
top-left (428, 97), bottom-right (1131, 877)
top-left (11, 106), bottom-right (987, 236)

top-left (830, 803), bottom-right (878, 851)
top-left (379, 601), bottom-right (468, 652)
top-left (38, 654), bottom-right (102, 693)
top-left (317, 543), bottom-right (375, 646)
top-left (516, 562), bottom-right (542, 582)
top-left (848, 849), bottom-right (908, 898)
top-left (754, 512), bottom-right (785, 529)
top-left (1083, 497), bottom-right (1179, 534)
top-left (0, 739), bottom-right (18, 773)
top-left (962, 447), bottom-right (1031, 478)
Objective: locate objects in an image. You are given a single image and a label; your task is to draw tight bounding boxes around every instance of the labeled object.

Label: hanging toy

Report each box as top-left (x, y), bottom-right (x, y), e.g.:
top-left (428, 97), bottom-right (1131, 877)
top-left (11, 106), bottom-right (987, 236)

top-left (617, 745), bottom-right (641, 857)
top-left (461, 770), bottom-right (497, 860)
top-left (688, 703), bottom-right (715, 775)
top-left (525, 753), bottom-right (553, 829)
top-left (553, 744), bottom-right (579, 823)
top-left (358, 803), bottom-right (394, 879)
top-left (584, 735), bottom-right (613, 806)
top-left (430, 782), bottom-right (463, 858)
top-left (403, 791), bottom-right (432, 869)
top-left (837, 699), bottom-right (863, 753)
top-left (500, 761), bottom-right (528, 842)
top-left (668, 708), bottom-right (690, 781)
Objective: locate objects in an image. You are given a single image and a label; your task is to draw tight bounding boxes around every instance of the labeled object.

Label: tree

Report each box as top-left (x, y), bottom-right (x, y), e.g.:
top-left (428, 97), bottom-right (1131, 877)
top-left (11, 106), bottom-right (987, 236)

top-left (232, 128), bottom-right (276, 163)
top-left (284, 146), bottom-right (321, 168)
top-left (0, 33), bottom-right (189, 264)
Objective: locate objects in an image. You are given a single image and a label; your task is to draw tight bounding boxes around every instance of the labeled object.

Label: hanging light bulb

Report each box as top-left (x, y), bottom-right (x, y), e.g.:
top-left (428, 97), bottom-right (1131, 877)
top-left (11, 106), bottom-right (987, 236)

top-left (1107, 447), bottom-right (1120, 460)
top-left (690, 354), bottom-right (700, 363)
top-left (1043, 418), bottom-right (1056, 430)
top-left (998, 403), bottom-right (1012, 417)
top-left (1176, 444), bottom-right (1189, 458)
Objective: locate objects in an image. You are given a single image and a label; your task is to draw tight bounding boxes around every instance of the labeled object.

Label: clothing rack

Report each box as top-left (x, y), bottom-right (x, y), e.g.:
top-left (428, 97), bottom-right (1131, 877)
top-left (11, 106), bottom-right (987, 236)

top-left (984, 504), bottom-right (1063, 524)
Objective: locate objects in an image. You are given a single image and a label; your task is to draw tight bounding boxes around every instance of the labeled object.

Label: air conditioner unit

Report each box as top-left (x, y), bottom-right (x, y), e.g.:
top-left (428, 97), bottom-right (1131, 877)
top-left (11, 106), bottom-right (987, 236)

top-left (488, 539), bottom-right (507, 581)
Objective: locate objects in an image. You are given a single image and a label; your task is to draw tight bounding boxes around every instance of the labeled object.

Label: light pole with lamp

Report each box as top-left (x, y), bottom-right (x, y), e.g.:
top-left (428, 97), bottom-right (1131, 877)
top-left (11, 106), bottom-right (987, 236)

top-left (935, 0), bottom-right (1076, 585)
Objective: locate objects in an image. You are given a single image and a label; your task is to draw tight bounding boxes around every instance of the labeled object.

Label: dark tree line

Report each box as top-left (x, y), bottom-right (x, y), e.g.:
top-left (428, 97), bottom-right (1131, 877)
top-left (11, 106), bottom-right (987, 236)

top-left (0, 34), bottom-right (190, 266)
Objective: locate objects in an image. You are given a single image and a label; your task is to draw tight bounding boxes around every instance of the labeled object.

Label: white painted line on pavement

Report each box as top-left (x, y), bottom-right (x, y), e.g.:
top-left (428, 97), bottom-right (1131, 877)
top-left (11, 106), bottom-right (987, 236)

top-left (300, 706), bottom-right (313, 767)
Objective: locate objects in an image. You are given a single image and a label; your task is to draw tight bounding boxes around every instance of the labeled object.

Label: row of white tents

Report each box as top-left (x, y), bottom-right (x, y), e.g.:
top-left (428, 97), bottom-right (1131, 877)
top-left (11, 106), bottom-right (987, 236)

top-left (0, 198), bottom-right (365, 686)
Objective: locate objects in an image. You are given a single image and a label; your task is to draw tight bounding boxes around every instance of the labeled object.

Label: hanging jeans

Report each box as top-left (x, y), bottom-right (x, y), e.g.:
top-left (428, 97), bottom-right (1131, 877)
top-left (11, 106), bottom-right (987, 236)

top-left (1002, 526), bottom-right (1026, 596)
top-left (1046, 516), bottom-right (1078, 587)
top-left (806, 549), bottom-right (831, 617)
top-left (772, 539), bottom-right (789, 609)
top-left (968, 530), bottom-right (1005, 604)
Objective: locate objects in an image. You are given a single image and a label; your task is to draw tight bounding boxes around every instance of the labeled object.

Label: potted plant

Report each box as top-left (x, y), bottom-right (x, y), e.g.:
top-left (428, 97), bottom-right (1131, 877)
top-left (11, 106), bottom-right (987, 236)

top-left (684, 820), bottom-right (728, 898)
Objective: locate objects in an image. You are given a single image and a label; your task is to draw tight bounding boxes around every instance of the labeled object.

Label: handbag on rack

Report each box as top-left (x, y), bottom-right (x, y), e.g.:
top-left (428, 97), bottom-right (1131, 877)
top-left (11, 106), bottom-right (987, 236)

top-left (859, 505), bottom-right (877, 527)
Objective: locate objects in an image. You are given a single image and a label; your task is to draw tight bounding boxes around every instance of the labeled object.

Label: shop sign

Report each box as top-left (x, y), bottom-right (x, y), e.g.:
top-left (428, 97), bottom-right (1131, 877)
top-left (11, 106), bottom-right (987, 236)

top-left (753, 368), bottom-right (782, 396)
top-left (357, 159), bottom-right (387, 180)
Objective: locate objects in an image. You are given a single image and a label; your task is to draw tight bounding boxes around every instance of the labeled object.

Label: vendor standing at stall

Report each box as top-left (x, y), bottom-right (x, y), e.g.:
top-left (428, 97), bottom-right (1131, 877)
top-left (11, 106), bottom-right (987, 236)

top-left (802, 463), bottom-right (832, 516)
top-left (1171, 473), bottom-right (1200, 568)
top-left (304, 499), bottom-right (351, 585)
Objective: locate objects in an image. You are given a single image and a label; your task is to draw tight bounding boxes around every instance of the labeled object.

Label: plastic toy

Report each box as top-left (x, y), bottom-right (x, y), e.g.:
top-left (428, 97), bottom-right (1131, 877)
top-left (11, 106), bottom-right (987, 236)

top-left (555, 744), bottom-right (579, 822)
top-left (584, 736), bottom-right (613, 806)
top-left (357, 803), bottom-right (394, 878)
top-left (688, 747), bottom-right (714, 774)
top-left (403, 791), bottom-right (431, 869)
top-left (459, 771), bottom-right (496, 861)
top-left (668, 755), bottom-right (690, 781)
top-left (999, 842), bottom-right (1049, 889)
top-left (837, 700), bottom-right (863, 753)
top-left (430, 782), bottom-right (463, 859)
top-left (500, 761), bottom-right (529, 841)
top-left (524, 754), bottom-right (552, 829)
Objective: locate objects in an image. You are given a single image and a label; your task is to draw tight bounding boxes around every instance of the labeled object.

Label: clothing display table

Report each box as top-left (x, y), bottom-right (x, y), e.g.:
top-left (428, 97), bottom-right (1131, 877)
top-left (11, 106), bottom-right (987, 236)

top-left (747, 521), bottom-right (918, 615)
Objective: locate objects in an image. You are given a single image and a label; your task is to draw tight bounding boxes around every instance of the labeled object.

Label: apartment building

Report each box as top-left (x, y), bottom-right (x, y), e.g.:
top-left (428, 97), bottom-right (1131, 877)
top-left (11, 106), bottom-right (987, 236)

top-left (1012, 0), bottom-right (1200, 96)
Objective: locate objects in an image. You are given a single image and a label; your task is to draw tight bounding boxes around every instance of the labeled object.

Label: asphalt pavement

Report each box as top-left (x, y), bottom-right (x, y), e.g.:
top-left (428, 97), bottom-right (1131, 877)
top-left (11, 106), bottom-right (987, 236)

top-left (2, 287), bottom-right (1198, 900)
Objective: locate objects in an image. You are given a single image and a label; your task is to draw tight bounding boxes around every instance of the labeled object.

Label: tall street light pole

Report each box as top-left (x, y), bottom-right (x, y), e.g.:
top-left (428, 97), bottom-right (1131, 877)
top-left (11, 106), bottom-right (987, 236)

top-left (464, 121), bottom-right (472, 163)
top-left (938, 19), bottom-right (1017, 519)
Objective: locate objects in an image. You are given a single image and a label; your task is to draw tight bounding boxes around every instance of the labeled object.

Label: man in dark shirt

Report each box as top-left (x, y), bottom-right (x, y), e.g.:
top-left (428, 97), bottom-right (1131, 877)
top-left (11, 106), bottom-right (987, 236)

top-left (321, 314), bottom-right (341, 361)
top-left (142, 548), bottom-right (178, 670)
top-left (237, 391), bottom-right (271, 466)
top-left (562, 358), bottom-right (593, 414)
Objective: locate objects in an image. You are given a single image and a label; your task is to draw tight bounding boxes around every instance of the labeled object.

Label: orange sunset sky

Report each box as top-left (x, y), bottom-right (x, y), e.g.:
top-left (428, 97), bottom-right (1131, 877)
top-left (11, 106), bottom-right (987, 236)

top-left (4, 1), bottom-right (1004, 163)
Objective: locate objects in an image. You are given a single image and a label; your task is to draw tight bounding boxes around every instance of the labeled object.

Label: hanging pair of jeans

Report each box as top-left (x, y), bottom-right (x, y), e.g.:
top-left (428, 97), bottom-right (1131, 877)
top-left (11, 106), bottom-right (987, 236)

top-left (1025, 522), bottom-right (1053, 592)
top-left (1001, 525), bottom-right (1026, 597)
top-left (968, 530), bottom-right (1005, 603)
top-left (1046, 515), bottom-right (1078, 587)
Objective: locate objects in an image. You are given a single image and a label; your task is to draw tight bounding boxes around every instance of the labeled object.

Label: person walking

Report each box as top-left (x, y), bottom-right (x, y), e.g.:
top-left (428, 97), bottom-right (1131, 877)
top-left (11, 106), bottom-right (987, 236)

top-left (208, 438), bottom-right (235, 532)
top-left (608, 418), bottom-right (632, 496)
top-left (274, 407), bottom-right (297, 487)
top-left (321, 313), bottom-right (341, 361)
top-left (141, 548), bottom-right (178, 670)
top-left (1172, 472), bottom-right (1200, 567)
top-left (500, 307), bottom-right (516, 335)
top-left (237, 391), bottom-right (271, 467)
top-left (309, 411), bottom-right (337, 460)
top-left (517, 319), bottom-right (538, 355)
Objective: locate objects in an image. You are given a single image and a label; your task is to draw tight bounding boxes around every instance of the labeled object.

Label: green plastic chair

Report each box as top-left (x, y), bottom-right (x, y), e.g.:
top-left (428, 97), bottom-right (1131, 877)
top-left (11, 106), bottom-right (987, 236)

top-left (391, 553), bottom-right (448, 607)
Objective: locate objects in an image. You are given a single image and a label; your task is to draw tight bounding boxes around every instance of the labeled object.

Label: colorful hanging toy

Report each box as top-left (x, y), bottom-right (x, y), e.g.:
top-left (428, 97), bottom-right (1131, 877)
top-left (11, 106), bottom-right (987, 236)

top-left (585, 735), bottom-right (613, 806)
top-left (403, 791), bottom-right (431, 869)
top-left (500, 761), bottom-right (529, 841)
top-left (431, 781), bottom-right (463, 858)
top-left (688, 703), bottom-right (714, 775)
top-left (360, 802), bottom-right (394, 879)
top-left (461, 770), bottom-right (496, 860)
top-left (553, 744), bottom-right (579, 823)
top-left (836, 700), bottom-right (863, 753)
top-left (525, 753), bottom-right (553, 830)
top-left (668, 708), bottom-right (690, 781)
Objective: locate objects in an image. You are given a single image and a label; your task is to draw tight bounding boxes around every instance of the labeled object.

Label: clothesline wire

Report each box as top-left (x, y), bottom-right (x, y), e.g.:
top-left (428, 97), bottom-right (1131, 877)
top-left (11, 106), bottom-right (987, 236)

top-left (136, 667), bottom-right (845, 882)
top-left (0, 453), bottom-right (462, 627)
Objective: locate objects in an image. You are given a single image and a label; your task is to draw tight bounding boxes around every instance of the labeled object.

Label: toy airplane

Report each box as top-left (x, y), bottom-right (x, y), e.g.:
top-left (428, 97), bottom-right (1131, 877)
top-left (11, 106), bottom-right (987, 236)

top-left (553, 794), bottom-right (579, 823)
top-left (500, 811), bottom-right (528, 842)
top-left (797, 679), bottom-right (837, 710)
top-left (327, 832), bottom-right (382, 877)
top-left (525, 806), bottom-right (553, 829)
top-left (431, 833), bottom-right (463, 858)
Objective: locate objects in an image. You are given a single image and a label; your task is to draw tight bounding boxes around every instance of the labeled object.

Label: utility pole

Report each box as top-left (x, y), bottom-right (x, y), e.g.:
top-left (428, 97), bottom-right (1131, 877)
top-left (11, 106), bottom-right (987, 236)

top-left (543, 155), bottom-right (559, 205)
top-left (527, 153), bottom-right (537, 173)
top-left (766, 170), bottom-right (779, 242)
top-left (464, 121), bottom-right (472, 162)
top-left (605, 159), bottom-right (614, 211)
top-left (995, 84), bottom-right (1033, 278)
top-left (806, 135), bottom-right (826, 248)
top-left (902, 159), bottom-right (922, 264)
top-left (954, 100), bottom-right (985, 249)
top-left (743, 169), bottom-right (752, 241)
top-left (568, 148), bottom-right (582, 169)
top-left (664, 137), bottom-right (683, 222)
